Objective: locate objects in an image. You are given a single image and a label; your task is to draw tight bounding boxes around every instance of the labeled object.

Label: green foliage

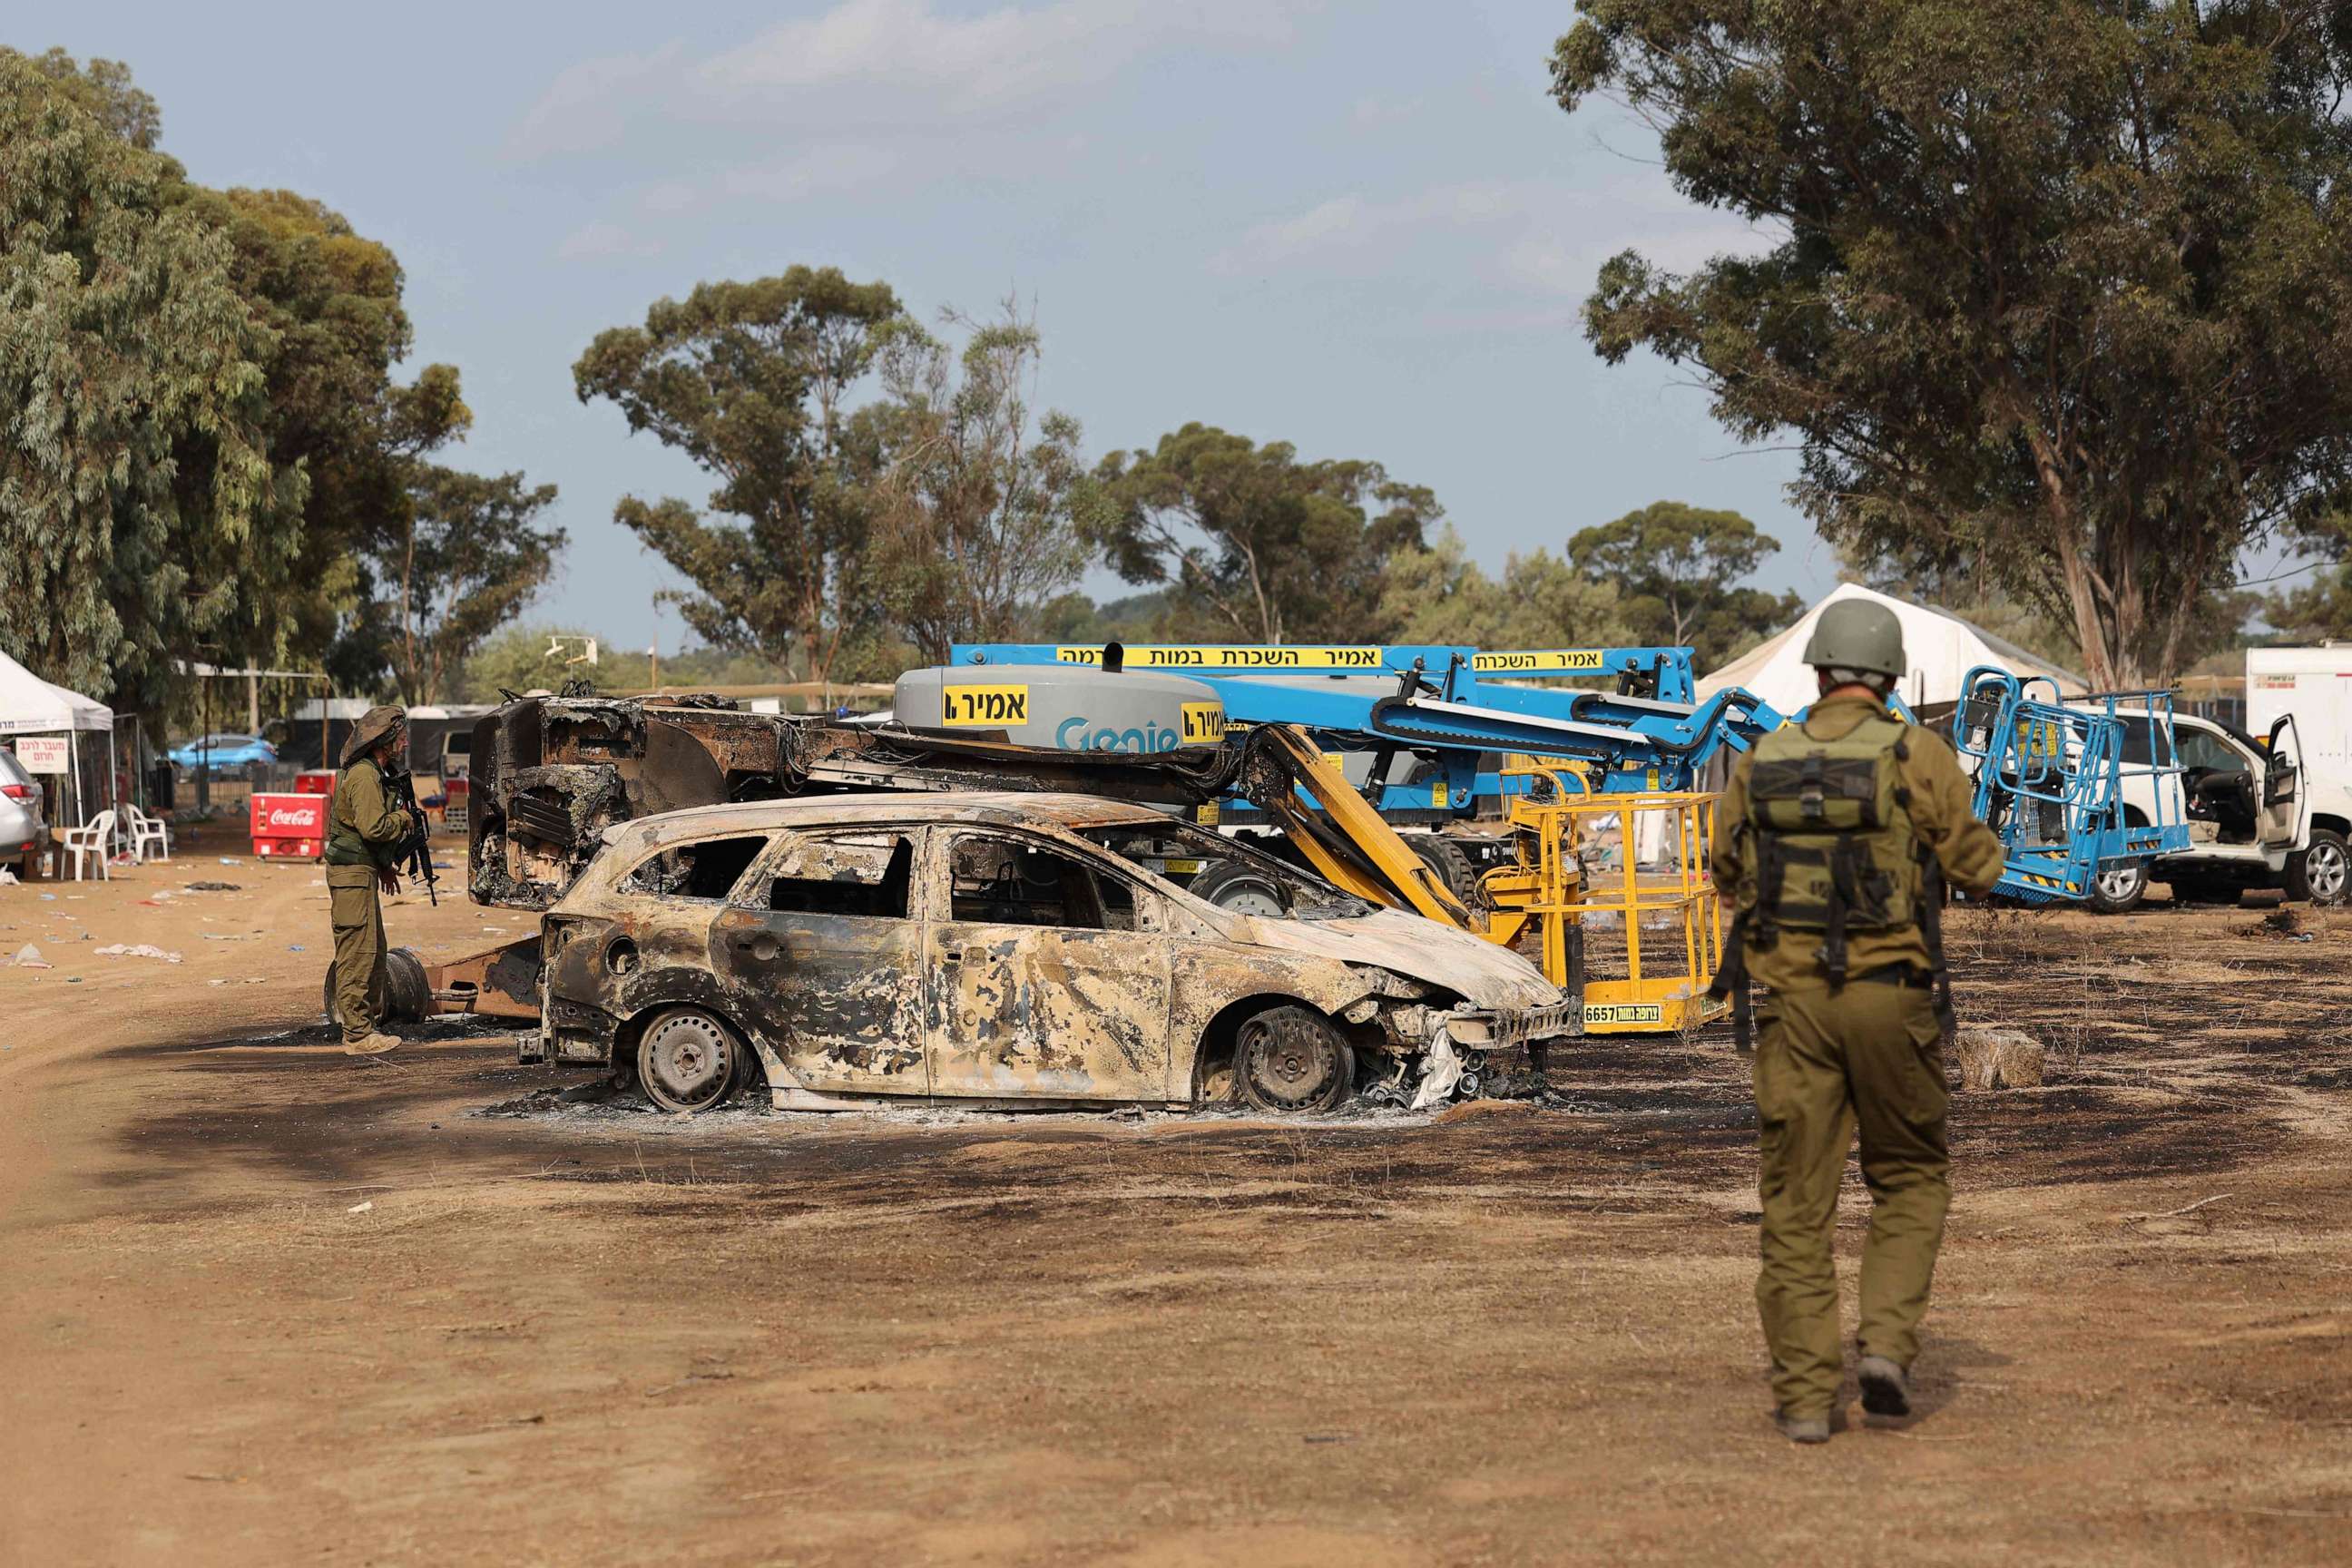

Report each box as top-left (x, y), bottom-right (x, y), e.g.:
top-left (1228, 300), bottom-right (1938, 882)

top-left (574, 269), bottom-right (908, 683)
top-left (0, 48), bottom-right (304, 710)
top-left (1, 50), bottom-right (544, 715)
top-left (1566, 502), bottom-right (1799, 666)
top-left (1553, 1), bottom-right (2352, 687)
top-left (867, 302), bottom-right (1094, 662)
top-left (387, 470), bottom-right (564, 705)
top-left (1087, 423), bottom-right (1438, 642)
top-left (1378, 528), bottom-right (1631, 649)
top-left (182, 184), bottom-right (472, 693)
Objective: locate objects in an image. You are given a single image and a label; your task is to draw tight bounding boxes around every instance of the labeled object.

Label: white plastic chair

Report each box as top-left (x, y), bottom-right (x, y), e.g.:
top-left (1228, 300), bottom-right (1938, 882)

top-left (125, 802), bottom-right (172, 863)
top-left (60, 809), bottom-right (117, 881)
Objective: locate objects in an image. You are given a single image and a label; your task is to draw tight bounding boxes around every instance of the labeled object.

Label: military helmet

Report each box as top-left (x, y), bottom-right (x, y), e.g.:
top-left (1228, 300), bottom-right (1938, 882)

top-left (1801, 598), bottom-right (1906, 681)
top-left (340, 704), bottom-right (408, 767)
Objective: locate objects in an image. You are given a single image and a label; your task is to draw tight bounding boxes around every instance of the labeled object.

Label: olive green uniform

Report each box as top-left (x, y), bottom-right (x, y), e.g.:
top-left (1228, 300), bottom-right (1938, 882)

top-left (1713, 694), bottom-right (2006, 1419)
top-left (325, 757), bottom-right (412, 1044)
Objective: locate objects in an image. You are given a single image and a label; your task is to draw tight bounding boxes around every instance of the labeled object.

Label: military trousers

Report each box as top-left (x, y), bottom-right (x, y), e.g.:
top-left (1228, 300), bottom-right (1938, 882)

top-left (326, 865), bottom-right (387, 1044)
top-left (1751, 978), bottom-right (1950, 1418)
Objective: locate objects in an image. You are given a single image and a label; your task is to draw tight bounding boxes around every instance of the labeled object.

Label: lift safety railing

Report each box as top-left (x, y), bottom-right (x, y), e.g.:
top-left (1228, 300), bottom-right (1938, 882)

top-left (1951, 666), bottom-right (2191, 904)
top-left (1479, 762), bottom-right (1727, 1034)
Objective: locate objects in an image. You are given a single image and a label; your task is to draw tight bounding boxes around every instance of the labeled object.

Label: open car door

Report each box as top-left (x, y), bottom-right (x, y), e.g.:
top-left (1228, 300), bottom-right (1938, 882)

top-left (2260, 715), bottom-right (2308, 858)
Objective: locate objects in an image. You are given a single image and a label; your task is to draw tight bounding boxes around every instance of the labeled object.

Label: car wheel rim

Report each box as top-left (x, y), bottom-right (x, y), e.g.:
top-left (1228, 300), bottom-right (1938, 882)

top-left (2311, 843), bottom-right (2347, 901)
top-left (2096, 867), bottom-right (2142, 902)
top-left (1238, 1015), bottom-right (1339, 1109)
top-left (641, 1014), bottom-right (734, 1112)
top-left (1209, 880), bottom-right (1284, 916)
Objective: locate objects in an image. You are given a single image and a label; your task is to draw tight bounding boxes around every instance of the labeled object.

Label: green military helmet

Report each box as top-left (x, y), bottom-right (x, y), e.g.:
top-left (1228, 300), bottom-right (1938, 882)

top-left (1801, 598), bottom-right (1906, 681)
top-left (340, 703), bottom-right (408, 767)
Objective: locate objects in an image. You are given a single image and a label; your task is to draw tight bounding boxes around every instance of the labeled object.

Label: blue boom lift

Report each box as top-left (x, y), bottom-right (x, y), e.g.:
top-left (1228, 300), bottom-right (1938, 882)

top-left (1950, 666), bottom-right (2192, 906)
top-left (951, 642), bottom-right (1782, 820)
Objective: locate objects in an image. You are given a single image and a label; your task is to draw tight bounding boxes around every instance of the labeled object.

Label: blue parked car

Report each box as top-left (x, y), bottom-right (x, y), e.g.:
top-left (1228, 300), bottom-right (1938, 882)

top-left (169, 732), bottom-right (278, 769)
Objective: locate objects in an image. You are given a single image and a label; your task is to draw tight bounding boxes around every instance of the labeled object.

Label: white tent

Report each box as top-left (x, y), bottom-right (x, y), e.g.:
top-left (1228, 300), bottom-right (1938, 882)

top-left (0, 648), bottom-right (116, 829)
top-left (1700, 582), bottom-right (2082, 714)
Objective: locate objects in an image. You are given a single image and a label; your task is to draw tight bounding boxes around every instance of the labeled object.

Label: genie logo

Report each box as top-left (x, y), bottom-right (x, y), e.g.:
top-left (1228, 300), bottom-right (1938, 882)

top-left (1055, 715), bottom-right (1182, 753)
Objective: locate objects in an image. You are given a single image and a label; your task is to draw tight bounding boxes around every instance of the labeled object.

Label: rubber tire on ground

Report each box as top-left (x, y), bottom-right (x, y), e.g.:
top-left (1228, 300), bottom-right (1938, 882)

top-left (2086, 863), bottom-right (2148, 915)
top-left (318, 946), bottom-right (432, 1027)
top-left (1233, 1004), bottom-right (1356, 1113)
top-left (2286, 828), bottom-right (2351, 906)
top-left (634, 1007), bottom-right (745, 1114)
top-left (1409, 835), bottom-right (1480, 907)
top-left (1188, 859), bottom-right (1289, 916)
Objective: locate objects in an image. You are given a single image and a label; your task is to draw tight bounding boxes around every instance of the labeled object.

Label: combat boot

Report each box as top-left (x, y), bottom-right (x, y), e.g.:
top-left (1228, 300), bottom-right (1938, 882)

top-left (1773, 1408), bottom-right (1830, 1445)
top-left (344, 1032), bottom-right (401, 1056)
top-left (1857, 1355), bottom-right (1910, 1417)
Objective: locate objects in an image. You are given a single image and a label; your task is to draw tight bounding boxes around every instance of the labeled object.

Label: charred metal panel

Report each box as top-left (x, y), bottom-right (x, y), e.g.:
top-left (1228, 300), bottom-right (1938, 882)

top-left (925, 924), bottom-right (1175, 1100)
top-left (708, 829), bottom-right (929, 1094)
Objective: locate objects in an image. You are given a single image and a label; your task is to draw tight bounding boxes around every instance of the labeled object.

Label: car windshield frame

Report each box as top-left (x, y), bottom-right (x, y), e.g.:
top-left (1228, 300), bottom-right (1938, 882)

top-left (1076, 819), bottom-right (1377, 922)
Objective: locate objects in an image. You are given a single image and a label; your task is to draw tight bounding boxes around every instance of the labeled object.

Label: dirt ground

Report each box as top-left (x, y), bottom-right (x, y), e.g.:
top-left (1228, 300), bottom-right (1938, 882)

top-left (4, 824), bottom-right (2350, 1567)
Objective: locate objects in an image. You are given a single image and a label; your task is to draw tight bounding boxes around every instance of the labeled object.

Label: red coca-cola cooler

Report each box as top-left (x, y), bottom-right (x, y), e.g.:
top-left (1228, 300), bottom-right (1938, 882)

top-left (295, 769), bottom-right (337, 796)
top-left (251, 792), bottom-right (329, 860)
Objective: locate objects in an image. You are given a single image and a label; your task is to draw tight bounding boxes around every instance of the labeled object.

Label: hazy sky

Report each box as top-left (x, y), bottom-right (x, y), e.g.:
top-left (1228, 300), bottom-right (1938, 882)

top-left (49, 1), bottom-right (1838, 656)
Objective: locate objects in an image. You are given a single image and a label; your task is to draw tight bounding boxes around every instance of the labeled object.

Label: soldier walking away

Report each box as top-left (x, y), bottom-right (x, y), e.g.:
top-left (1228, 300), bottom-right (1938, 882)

top-left (326, 705), bottom-right (420, 1056)
top-left (1709, 601), bottom-right (2006, 1444)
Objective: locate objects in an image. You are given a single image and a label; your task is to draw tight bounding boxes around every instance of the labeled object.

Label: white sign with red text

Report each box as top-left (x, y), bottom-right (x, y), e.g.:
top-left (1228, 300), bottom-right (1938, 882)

top-left (14, 737), bottom-right (69, 773)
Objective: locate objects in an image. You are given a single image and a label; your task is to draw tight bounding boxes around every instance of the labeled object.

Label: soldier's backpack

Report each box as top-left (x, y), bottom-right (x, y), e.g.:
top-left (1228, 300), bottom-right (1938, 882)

top-left (1710, 710), bottom-right (1954, 1044)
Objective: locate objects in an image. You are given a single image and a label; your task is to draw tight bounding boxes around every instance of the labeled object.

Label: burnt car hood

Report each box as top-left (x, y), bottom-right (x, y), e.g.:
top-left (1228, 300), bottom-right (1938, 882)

top-left (1233, 907), bottom-right (1562, 1012)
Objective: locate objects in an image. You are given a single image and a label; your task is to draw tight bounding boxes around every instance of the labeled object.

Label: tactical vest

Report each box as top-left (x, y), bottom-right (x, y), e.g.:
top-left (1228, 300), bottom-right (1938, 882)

top-left (1710, 710), bottom-right (1956, 1050)
top-left (1740, 711), bottom-right (1922, 981)
top-left (324, 759), bottom-right (385, 868)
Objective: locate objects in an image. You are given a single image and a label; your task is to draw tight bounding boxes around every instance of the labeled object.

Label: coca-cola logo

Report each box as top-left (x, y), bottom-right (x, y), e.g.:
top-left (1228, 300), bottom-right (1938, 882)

top-left (265, 806), bottom-right (320, 828)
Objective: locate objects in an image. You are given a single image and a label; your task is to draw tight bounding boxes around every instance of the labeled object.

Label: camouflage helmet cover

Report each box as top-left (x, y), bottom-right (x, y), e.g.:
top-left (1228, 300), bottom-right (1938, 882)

top-left (340, 704), bottom-right (408, 767)
top-left (1800, 598), bottom-right (1906, 681)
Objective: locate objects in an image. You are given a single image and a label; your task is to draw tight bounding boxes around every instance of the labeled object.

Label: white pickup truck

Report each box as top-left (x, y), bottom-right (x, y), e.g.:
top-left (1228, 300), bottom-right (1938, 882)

top-left (2088, 649), bottom-right (2352, 911)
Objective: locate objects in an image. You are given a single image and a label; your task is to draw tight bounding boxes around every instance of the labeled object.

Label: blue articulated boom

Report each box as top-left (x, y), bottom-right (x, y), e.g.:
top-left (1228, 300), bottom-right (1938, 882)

top-left (951, 642), bottom-right (1781, 815)
top-left (1950, 666), bottom-right (2191, 904)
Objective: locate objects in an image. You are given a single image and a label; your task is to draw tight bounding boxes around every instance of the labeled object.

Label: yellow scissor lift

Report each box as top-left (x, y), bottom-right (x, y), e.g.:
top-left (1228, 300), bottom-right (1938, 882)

top-left (1242, 729), bottom-right (1728, 1037)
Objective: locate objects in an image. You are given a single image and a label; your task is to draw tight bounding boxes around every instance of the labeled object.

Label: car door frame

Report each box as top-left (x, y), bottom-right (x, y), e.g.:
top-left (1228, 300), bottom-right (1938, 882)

top-left (918, 825), bottom-right (1179, 1104)
top-left (710, 823), bottom-right (931, 1099)
top-left (2259, 714), bottom-right (2310, 860)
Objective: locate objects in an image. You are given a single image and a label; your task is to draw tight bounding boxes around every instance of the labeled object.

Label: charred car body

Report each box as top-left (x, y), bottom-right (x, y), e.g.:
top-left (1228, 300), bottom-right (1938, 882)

top-left (534, 793), bottom-right (1573, 1113)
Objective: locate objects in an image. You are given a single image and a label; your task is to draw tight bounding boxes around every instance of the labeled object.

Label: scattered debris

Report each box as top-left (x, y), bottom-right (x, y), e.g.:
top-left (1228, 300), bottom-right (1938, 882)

top-left (348, 1200), bottom-right (374, 1214)
top-left (6, 943), bottom-right (49, 968)
top-left (184, 880), bottom-right (240, 893)
top-left (2122, 1192), bottom-right (2232, 1226)
top-left (94, 944), bottom-right (182, 964)
top-left (1432, 1096), bottom-right (1542, 1125)
top-left (1955, 1025), bottom-right (2046, 1090)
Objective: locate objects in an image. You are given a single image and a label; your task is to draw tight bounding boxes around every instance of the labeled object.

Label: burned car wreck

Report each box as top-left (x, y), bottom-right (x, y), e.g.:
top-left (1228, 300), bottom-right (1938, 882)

top-left (530, 792), bottom-right (1574, 1114)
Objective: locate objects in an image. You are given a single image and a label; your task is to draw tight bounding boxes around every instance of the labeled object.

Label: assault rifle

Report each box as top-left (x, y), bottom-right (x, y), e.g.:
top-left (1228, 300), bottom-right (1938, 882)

top-left (384, 767), bottom-right (440, 906)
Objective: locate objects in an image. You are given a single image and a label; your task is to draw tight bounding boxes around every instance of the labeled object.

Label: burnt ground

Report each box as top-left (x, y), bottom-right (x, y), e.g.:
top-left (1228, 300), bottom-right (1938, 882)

top-left (3, 836), bottom-right (2350, 1566)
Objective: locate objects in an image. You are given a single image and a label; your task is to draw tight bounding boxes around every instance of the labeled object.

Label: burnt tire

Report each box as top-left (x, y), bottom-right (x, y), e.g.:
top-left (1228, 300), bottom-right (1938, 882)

top-left (318, 946), bottom-right (431, 1028)
top-left (1234, 1004), bottom-right (1355, 1113)
top-left (634, 1007), bottom-right (744, 1114)
top-left (1409, 835), bottom-right (1480, 906)
top-left (2286, 828), bottom-right (2350, 906)
top-left (1189, 859), bottom-right (1288, 916)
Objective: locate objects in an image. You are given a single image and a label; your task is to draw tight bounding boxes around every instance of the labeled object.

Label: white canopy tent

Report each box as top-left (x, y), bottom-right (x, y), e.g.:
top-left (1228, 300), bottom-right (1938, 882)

top-left (0, 648), bottom-right (116, 830)
top-left (1699, 582), bottom-right (2083, 714)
